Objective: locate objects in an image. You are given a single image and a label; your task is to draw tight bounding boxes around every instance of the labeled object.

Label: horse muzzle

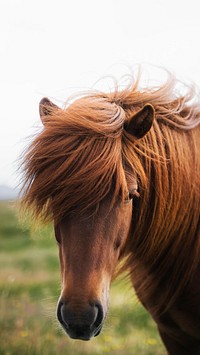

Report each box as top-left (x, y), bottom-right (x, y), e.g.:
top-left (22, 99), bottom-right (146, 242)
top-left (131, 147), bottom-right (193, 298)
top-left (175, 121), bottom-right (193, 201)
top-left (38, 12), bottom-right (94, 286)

top-left (57, 299), bottom-right (104, 340)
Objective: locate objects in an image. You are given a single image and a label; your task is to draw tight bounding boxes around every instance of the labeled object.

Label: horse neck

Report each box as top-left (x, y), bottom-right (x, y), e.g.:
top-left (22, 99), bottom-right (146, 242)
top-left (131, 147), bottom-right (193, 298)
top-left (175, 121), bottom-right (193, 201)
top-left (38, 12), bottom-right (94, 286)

top-left (127, 123), bottom-right (200, 311)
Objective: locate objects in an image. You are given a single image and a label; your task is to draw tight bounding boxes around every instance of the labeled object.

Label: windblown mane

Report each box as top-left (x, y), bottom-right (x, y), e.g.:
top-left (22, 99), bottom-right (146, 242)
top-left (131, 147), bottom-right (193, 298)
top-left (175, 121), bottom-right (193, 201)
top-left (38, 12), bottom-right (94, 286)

top-left (21, 94), bottom-right (127, 222)
top-left (21, 73), bottom-right (200, 310)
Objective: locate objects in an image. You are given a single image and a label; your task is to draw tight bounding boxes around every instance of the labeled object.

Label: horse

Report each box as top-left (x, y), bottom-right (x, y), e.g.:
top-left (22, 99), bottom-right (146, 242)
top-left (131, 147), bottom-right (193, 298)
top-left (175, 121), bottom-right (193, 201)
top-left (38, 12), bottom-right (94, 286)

top-left (21, 73), bottom-right (200, 354)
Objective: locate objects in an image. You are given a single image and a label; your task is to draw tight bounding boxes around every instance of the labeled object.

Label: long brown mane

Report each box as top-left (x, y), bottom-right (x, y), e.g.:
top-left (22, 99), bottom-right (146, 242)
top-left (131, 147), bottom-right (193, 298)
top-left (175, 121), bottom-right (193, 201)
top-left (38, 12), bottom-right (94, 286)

top-left (21, 73), bottom-right (200, 311)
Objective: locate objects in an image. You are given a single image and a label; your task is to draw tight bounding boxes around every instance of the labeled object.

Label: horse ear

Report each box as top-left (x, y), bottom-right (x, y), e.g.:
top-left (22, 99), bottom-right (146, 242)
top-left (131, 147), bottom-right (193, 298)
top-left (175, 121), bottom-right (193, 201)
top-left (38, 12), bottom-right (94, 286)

top-left (125, 104), bottom-right (155, 139)
top-left (39, 97), bottom-right (59, 125)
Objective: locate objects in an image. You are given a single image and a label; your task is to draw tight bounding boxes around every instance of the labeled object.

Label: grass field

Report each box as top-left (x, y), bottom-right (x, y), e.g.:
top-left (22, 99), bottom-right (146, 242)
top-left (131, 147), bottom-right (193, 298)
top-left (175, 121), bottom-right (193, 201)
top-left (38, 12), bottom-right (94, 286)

top-left (0, 202), bottom-right (165, 355)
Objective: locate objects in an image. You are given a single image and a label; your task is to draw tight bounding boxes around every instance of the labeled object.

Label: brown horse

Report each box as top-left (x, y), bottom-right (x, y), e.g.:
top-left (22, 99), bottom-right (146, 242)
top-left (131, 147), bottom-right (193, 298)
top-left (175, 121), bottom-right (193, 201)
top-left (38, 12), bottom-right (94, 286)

top-left (21, 73), bottom-right (200, 354)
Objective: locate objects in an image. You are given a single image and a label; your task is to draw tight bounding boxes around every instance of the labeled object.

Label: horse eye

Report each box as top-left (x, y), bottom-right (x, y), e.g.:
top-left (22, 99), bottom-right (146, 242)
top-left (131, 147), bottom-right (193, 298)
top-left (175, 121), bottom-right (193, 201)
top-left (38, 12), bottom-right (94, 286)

top-left (125, 189), bottom-right (139, 203)
top-left (129, 192), bottom-right (134, 200)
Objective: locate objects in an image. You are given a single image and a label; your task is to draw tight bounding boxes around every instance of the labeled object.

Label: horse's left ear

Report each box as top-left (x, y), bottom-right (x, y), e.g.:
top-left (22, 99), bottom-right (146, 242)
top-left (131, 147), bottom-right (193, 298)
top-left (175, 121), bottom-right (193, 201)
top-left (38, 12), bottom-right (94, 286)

top-left (39, 97), bottom-right (59, 125)
top-left (125, 104), bottom-right (155, 139)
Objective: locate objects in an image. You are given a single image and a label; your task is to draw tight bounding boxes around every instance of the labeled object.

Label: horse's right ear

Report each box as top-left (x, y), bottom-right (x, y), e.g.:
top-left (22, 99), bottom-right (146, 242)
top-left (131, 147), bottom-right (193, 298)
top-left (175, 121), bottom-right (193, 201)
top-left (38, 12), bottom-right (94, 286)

top-left (39, 97), bottom-right (59, 125)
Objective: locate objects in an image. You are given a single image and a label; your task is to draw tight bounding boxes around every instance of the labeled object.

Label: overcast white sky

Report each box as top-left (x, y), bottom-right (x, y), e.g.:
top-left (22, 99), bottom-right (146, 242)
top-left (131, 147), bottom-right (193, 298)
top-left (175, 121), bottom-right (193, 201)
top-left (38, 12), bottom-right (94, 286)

top-left (1, 0), bottom-right (200, 188)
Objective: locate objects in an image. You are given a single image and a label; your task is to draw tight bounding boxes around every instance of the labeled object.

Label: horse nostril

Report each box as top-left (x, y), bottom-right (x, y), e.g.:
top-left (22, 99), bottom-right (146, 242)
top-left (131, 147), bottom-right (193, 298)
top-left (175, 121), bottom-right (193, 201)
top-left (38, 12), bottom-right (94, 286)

top-left (57, 300), bottom-right (69, 328)
top-left (93, 301), bottom-right (104, 328)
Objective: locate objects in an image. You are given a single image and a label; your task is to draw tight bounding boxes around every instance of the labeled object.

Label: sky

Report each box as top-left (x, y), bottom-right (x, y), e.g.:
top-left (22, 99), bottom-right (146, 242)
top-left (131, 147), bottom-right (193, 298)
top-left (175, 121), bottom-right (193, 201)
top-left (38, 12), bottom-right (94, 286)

top-left (1, 0), bottom-right (200, 188)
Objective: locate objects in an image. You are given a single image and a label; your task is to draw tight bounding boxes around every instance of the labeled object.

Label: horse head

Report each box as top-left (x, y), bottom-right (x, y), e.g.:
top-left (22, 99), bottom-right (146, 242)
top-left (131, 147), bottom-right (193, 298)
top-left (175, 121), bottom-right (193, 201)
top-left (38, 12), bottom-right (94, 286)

top-left (38, 97), bottom-right (154, 340)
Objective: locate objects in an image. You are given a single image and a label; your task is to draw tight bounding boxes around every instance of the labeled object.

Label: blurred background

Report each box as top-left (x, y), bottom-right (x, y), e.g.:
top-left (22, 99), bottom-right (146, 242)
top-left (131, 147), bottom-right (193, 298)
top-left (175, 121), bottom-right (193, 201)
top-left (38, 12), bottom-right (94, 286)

top-left (0, 0), bottom-right (200, 353)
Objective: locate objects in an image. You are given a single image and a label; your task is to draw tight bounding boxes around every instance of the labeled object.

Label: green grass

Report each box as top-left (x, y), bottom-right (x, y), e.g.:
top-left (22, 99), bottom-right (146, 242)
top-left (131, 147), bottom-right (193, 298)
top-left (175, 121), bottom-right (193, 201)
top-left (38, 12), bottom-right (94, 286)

top-left (0, 202), bottom-right (166, 355)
